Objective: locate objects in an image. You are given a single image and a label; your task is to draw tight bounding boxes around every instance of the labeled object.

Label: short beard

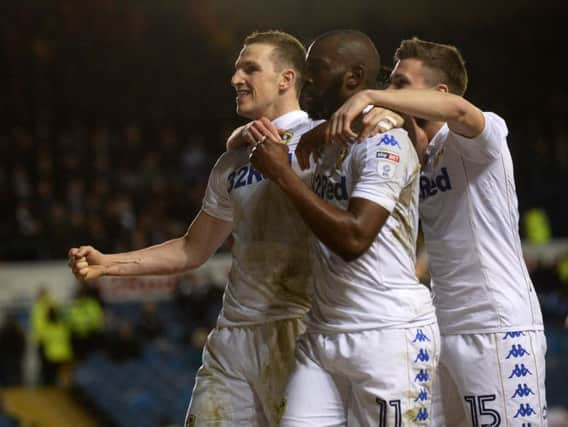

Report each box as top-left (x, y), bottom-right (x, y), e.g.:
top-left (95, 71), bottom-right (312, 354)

top-left (303, 76), bottom-right (344, 121)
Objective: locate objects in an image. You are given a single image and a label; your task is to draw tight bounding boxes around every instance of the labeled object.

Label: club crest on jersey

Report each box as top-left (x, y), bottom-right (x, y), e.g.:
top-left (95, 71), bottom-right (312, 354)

top-left (420, 167), bottom-right (452, 199)
top-left (282, 131), bottom-right (294, 143)
top-left (377, 134), bottom-right (400, 149)
top-left (335, 146), bottom-right (349, 169)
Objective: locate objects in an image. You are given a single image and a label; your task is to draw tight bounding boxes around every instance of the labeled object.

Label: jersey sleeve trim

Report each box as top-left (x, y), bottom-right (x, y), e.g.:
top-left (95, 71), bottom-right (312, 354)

top-left (451, 112), bottom-right (508, 163)
top-left (350, 191), bottom-right (396, 213)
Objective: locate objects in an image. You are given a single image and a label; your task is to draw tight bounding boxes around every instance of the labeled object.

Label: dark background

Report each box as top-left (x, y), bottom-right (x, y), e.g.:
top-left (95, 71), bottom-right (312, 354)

top-left (0, 2), bottom-right (567, 425)
top-left (1, 0), bottom-right (567, 261)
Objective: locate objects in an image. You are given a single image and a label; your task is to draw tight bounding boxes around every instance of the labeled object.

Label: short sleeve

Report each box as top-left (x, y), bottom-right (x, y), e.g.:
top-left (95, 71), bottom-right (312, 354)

top-left (351, 129), bottom-right (416, 213)
top-left (451, 112), bottom-right (508, 163)
top-left (201, 155), bottom-right (234, 222)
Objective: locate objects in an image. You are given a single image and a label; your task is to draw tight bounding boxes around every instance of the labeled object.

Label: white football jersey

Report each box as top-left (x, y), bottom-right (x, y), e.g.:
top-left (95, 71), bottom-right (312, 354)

top-left (420, 112), bottom-right (544, 334)
top-left (202, 110), bottom-right (321, 327)
top-left (306, 128), bottom-right (436, 333)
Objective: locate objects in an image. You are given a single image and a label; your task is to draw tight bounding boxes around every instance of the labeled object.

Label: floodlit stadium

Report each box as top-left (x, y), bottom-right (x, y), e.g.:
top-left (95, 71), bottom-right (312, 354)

top-left (1, 1), bottom-right (567, 426)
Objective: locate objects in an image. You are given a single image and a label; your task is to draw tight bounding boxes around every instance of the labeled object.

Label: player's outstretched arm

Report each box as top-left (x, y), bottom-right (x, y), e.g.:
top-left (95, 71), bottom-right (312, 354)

top-left (250, 139), bottom-right (389, 261)
top-left (330, 88), bottom-right (484, 141)
top-left (226, 118), bottom-right (284, 150)
top-left (68, 211), bottom-right (232, 281)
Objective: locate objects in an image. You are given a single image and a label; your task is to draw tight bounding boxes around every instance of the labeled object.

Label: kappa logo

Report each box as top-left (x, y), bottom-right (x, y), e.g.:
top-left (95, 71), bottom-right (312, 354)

top-left (414, 407), bottom-right (429, 422)
top-left (503, 331), bottom-right (526, 340)
top-left (514, 403), bottom-right (537, 418)
top-left (415, 388), bottom-right (428, 402)
top-left (506, 344), bottom-right (531, 359)
top-left (377, 134), bottom-right (400, 149)
top-left (512, 383), bottom-right (536, 399)
top-left (509, 364), bottom-right (533, 378)
top-left (415, 369), bottom-right (429, 383)
top-left (414, 349), bottom-right (430, 363)
top-left (412, 329), bottom-right (431, 343)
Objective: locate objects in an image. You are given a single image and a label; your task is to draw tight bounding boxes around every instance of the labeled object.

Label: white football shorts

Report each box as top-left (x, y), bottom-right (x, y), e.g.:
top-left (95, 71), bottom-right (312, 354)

top-left (281, 323), bottom-right (440, 427)
top-left (185, 318), bottom-right (304, 427)
top-left (431, 330), bottom-right (548, 427)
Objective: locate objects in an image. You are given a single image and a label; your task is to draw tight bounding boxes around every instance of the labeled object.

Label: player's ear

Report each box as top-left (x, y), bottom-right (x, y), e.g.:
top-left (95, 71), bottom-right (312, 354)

top-left (279, 68), bottom-right (296, 92)
top-left (344, 65), bottom-right (365, 91)
top-left (435, 83), bottom-right (449, 93)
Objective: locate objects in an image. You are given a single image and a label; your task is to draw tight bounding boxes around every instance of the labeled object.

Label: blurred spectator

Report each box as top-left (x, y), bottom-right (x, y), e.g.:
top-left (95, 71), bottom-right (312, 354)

top-left (523, 207), bottom-right (552, 245)
top-left (135, 301), bottom-right (164, 343)
top-left (30, 287), bottom-right (54, 385)
top-left (67, 285), bottom-right (105, 361)
top-left (106, 321), bottom-right (142, 363)
top-left (42, 306), bottom-right (73, 386)
top-left (0, 314), bottom-right (26, 387)
top-left (174, 281), bottom-right (223, 332)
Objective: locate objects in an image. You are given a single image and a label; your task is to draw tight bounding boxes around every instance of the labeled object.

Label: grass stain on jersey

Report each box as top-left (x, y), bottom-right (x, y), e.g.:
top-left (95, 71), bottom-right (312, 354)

top-left (391, 164), bottom-right (421, 258)
top-left (259, 320), bottom-right (302, 425)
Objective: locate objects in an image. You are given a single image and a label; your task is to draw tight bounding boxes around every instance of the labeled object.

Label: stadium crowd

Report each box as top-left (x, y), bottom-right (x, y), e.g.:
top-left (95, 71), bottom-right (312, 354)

top-left (0, 1), bottom-right (567, 425)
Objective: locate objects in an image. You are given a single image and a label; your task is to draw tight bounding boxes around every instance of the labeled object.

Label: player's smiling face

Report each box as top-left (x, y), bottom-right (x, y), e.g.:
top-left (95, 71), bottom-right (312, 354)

top-left (301, 40), bottom-right (346, 120)
top-left (231, 43), bottom-right (282, 120)
top-left (389, 58), bottom-right (432, 90)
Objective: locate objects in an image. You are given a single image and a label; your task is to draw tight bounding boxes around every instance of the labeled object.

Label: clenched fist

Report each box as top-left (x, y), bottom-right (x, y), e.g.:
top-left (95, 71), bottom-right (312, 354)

top-left (67, 245), bottom-right (108, 282)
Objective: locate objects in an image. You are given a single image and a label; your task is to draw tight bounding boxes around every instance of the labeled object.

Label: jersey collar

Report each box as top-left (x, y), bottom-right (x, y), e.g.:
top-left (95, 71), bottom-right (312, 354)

top-left (272, 110), bottom-right (308, 130)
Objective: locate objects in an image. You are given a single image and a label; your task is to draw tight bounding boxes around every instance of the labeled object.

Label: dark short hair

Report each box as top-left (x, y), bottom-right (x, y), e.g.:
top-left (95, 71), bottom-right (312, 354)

top-left (244, 30), bottom-right (306, 93)
top-left (394, 37), bottom-right (468, 95)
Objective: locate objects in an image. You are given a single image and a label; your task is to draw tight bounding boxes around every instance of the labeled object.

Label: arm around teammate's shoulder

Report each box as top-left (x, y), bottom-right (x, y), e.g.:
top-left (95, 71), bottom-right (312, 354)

top-left (329, 88), bottom-right (485, 142)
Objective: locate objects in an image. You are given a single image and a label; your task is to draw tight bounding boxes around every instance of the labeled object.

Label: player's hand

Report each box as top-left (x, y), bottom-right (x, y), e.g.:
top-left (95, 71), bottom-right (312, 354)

top-left (249, 137), bottom-right (291, 181)
top-left (358, 107), bottom-right (404, 140)
top-left (296, 123), bottom-right (328, 170)
top-left (226, 118), bottom-right (285, 150)
top-left (67, 245), bottom-right (108, 282)
top-left (328, 90), bottom-right (404, 142)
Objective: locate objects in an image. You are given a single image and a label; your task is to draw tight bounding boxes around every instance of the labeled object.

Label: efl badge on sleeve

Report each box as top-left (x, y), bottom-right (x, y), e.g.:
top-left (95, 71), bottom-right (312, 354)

top-left (378, 161), bottom-right (396, 179)
top-left (376, 150), bottom-right (399, 179)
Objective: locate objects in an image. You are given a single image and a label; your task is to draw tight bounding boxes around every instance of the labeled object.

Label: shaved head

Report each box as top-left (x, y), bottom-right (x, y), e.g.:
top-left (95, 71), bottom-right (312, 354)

top-left (311, 30), bottom-right (381, 88)
top-left (302, 29), bottom-right (381, 120)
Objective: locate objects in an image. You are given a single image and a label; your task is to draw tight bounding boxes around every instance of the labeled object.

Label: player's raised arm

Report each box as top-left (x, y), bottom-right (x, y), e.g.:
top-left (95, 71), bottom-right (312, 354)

top-left (68, 211), bottom-right (232, 281)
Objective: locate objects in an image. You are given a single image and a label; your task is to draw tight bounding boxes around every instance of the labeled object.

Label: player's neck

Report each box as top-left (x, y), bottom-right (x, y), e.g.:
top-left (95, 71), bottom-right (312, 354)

top-left (423, 120), bottom-right (445, 142)
top-left (260, 97), bottom-right (301, 121)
